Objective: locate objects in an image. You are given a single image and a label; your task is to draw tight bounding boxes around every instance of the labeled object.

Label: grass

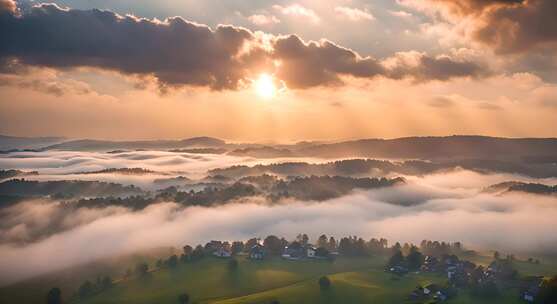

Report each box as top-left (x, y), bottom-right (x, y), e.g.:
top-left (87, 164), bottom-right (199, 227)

top-left (0, 247), bottom-right (173, 304)
top-left (76, 256), bottom-right (385, 304)
top-left (74, 254), bottom-right (531, 304)
top-left (2, 252), bottom-right (554, 304)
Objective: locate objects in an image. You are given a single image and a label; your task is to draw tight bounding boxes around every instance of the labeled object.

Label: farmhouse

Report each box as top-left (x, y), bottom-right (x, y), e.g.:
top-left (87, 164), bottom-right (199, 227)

top-left (249, 244), bottom-right (265, 260)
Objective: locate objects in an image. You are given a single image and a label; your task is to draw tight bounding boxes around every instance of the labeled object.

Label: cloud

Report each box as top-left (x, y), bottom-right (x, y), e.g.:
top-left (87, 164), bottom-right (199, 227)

top-left (404, 0), bottom-right (557, 54)
top-left (1, 180), bottom-right (557, 285)
top-left (2, 150), bottom-right (557, 285)
top-left (248, 14), bottom-right (280, 26)
top-left (0, 3), bottom-right (489, 91)
top-left (383, 51), bottom-right (489, 81)
top-left (0, 0), bottom-right (16, 14)
top-left (389, 10), bottom-right (413, 18)
top-left (334, 6), bottom-right (375, 21)
top-left (0, 3), bottom-right (267, 90)
top-left (273, 4), bottom-right (320, 23)
top-left (0, 64), bottom-right (91, 96)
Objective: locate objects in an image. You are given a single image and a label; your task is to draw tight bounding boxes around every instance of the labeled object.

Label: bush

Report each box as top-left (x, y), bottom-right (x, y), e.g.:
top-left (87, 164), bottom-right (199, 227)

top-left (178, 293), bottom-right (190, 304)
top-left (135, 262), bottom-right (149, 276)
top-left (318, 276), bottom-right (331, 290)
top-left (46, 288), bottom-right (62, 304)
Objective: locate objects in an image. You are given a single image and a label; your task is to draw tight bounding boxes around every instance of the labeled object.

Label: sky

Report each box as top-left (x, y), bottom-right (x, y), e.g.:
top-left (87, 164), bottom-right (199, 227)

top-left (0, 0), bottom-right (556, 141)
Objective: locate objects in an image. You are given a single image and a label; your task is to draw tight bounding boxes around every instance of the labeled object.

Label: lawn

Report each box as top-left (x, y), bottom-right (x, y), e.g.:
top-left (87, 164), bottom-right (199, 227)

top-left (2, 252), bottom-right (553, 304)
top-left (74, 254), bottom-right (529, 304)
top-left (76, 255), bottom-right (385, 304)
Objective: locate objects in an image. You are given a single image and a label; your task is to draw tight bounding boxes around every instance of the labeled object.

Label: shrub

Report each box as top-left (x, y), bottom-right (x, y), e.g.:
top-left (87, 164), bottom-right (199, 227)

top-left (318, 276), bottom-right (331, 290)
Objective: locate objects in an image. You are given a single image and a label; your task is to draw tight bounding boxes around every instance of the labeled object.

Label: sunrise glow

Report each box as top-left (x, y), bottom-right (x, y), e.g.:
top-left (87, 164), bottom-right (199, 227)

top-left (254, 73), bottom-right (277, 99)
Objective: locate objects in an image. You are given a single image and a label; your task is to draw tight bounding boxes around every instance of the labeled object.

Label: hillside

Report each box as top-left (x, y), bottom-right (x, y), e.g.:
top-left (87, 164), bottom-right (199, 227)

top-left (0, 135), bottom-right (65, 150)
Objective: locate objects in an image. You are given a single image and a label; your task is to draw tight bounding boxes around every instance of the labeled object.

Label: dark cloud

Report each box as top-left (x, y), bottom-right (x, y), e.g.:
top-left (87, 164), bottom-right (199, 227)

top-left (429, 0), bottom-right (524, 15)
top-left (385, 51), bottom-right (489, 82)
top-left (271, 36), bottom-right (386, 88)
top-left (0, 3), bottom-right (266, 90)
top-left (0, 3), bottom-right (488, 90)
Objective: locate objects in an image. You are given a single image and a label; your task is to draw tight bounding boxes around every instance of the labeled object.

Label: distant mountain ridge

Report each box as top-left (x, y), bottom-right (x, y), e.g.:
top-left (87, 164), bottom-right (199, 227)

top-left (0, 135), bottom-right (66, 150)
top-left (43, 136), bottom-right (226, 151)
top-left (2, 135), bottom-right (557, 161)
top-left (229, 135), bottom-right (557, 160)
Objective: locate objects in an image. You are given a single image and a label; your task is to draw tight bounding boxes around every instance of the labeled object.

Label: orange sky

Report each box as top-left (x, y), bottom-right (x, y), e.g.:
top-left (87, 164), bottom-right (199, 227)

top-left (0, 0), bottom-right (556, 141)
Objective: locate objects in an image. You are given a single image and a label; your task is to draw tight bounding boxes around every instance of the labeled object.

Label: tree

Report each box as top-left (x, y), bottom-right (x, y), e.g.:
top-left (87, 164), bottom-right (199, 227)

top-left (387, 249), bottom-right (404, 268)
top-left (166, 255), bottom-right (179, 268)
top-left (318, 276), bottom-right (331, 290)
top-left (46, 287), bottom-right (62, 304)
top-left (78, 280), bottom-right (93, 298)
top-left (296, 233), bottom-right (309, 246)
top-left (328, 237), bottom-right (337, 251)
top-left (315, 247), bottom-right (330, 258)
top-left (101, 276), bottom-right (113, 289)
top-left (178, 293), bottom-right (190, 304)
top-left (317, 234), bottom-right (328, 248)
top-left (406, 246), bottom-right (424, 270)
top-left (263, 235), bottom-right (283, 256)
top-left (192, 245), bottom-right (205, 260)
top-left (135, 262), bottom-right (149, 276)
top-left (183, 245), bottom-right (193, 256)
top-left (231, 241), bottom-right (244, 255)
top-left (245, 238), bottom-right (259, 251)
top-left (493, 251), bottom-right (500, 260)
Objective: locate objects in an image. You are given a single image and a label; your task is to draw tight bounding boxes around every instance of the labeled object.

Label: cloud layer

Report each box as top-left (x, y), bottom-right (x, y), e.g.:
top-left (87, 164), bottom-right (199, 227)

top-left (1, 185), bottom-right (556, 285)
top-left (1, 156), bottom-right (557, 286)
top-left (0, 2), bottom-right (488, 90)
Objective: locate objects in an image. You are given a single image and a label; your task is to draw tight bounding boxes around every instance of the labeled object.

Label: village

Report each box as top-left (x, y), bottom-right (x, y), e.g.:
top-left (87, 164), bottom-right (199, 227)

top-left (165, 236), bottom-right (550, 304)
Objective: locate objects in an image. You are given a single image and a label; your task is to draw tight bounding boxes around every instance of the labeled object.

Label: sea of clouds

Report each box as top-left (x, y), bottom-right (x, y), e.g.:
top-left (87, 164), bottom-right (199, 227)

top-left (1, 151), bottom-right (557, 285)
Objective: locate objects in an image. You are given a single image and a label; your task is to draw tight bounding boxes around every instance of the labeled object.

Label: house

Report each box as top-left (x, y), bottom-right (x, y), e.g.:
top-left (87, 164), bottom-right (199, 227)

top-left (421, 256), bottom-right (440, 272)
top-left (306, 247), bottom-right (316, 258)
top-left (249, 244), bottom-right (265, 260)
top-left (213, 247), bottom-right (232, 258)
top-left (282, 244), bottom-right (305, 260)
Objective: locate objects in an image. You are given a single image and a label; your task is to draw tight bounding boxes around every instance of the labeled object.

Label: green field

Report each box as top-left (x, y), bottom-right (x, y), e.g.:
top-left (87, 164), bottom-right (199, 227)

top-left (2, 251), bottom-right (554, 304)
top-left (72, 255), bottom-right (525, 304)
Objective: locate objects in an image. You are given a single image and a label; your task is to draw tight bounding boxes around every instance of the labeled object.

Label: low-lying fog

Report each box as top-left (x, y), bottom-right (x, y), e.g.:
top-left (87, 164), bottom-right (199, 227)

top-left (1, 151), bottom-right (556, 286)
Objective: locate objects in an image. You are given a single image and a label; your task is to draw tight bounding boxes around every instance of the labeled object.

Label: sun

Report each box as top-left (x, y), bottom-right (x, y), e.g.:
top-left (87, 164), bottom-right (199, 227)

top-left (254, 73), bottom-right (277, 99)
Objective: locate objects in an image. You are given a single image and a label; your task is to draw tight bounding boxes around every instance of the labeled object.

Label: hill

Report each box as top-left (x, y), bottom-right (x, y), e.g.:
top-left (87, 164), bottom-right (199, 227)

top-left (44, 137), bottom-right (226, 151)
top-left (0, 135), bottom-right (65, 150)
top-left (228, 136), bottom-right (557, 161)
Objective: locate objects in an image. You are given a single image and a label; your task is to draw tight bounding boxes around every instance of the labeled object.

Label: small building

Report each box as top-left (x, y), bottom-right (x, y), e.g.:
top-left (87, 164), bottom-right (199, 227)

top-left (282, 245), bottom-right (305, 260)
top-left (213, 247), bottom-right (232, 258)
top-left (249, 244), bottom-right (265, 260)
top-left (306, 247), bottom-right (316, 258)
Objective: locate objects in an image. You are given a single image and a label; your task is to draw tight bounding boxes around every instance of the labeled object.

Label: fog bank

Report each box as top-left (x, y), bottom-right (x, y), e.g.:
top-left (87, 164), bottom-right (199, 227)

top-left (1, 189), bottom-right (556, 285)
